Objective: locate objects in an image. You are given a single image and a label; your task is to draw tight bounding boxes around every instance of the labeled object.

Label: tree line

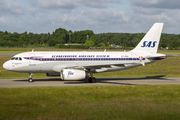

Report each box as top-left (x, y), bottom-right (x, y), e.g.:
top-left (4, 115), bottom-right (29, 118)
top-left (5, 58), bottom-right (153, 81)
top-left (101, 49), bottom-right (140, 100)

top-left (0, 28), bottom-right (180, 49)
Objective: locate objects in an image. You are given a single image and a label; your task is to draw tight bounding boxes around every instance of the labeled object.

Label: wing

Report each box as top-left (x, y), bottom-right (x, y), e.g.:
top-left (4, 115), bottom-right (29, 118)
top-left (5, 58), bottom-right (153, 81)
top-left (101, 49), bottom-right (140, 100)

top-left (52, 62), bottom-right (137, 73)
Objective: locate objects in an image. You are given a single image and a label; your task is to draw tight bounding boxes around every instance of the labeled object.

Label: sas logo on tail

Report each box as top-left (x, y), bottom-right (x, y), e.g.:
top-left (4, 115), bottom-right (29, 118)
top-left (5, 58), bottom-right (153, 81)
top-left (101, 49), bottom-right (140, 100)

top-left (141, 41), bottom-right (157, 48)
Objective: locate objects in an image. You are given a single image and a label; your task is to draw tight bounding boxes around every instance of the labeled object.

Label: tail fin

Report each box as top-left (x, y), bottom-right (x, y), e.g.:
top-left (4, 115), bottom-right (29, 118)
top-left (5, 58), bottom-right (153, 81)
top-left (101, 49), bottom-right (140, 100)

top-left (131, 23), bottom-right (164, 54)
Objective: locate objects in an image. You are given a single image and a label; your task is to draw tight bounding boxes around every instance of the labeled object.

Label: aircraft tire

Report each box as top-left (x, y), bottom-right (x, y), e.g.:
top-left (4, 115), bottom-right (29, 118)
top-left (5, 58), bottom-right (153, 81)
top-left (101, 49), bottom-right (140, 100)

top-left (88, 77), bottom-right (92, 83)
top-left (92, 77), bottom-right (96, 83)
top-left (28, 78), bottom-right (33, 83)
top-left (88, 77), bottom-right (96, 83)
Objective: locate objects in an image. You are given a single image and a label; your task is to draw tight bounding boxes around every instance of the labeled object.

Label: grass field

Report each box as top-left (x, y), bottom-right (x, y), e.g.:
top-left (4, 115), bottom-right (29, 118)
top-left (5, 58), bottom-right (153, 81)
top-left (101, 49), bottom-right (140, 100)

top-left (0, 48), bottom-right (91, 53)
top-left (1, 47), bottom-right (180, 53)
top-left (0, 85), bottom-right (180, 120)
top-left (0, 47), bottom-right (126, 53)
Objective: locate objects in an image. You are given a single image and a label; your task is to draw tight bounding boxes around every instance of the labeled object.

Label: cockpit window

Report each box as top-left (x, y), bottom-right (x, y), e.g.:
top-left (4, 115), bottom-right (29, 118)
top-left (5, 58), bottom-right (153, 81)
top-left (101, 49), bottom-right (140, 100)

top-left (11, 57), bottom-right (15, 60)
top-left (11, 57), bottom-right (22, 61)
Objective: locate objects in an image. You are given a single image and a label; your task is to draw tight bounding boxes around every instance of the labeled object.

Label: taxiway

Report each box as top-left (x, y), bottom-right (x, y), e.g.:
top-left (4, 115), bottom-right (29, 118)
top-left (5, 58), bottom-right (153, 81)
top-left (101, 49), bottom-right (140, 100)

top-left (1, 77), bottom-right (180, 87)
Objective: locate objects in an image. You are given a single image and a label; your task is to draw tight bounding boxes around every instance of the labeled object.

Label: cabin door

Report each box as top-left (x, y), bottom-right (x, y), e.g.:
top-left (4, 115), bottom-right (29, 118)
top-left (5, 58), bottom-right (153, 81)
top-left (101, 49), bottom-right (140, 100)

top-left (29, 53), bottom-right (36, 66)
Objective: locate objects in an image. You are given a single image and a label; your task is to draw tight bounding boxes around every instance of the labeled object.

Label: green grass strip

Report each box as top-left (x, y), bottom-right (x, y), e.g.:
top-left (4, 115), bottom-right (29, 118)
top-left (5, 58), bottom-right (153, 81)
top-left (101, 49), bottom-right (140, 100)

top-left (0, 85), bottom-right (180, 120)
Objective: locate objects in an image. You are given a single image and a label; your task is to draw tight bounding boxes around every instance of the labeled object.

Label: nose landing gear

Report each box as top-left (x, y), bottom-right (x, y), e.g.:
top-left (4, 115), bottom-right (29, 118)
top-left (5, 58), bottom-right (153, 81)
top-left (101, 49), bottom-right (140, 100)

top-left (28, 73), bottom-right (33, 83)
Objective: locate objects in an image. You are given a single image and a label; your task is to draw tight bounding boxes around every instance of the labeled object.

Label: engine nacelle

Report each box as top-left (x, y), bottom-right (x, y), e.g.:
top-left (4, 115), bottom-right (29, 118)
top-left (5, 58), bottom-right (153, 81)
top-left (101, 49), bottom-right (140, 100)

top-left (46, 73), bottom-right (60, 77)
top-left (61, 69), bottom-right (88, 80)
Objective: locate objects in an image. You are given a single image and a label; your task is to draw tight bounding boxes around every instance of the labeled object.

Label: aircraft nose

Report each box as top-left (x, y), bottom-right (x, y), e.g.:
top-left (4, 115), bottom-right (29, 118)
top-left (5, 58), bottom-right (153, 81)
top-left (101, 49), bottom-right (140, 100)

top-left (3, 61), bottom-right (9, 70)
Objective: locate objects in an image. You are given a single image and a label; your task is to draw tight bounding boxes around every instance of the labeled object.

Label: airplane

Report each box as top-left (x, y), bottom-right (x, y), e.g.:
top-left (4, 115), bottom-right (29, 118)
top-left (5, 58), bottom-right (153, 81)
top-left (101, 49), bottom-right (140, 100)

top-left (3, 23), bottom-right (166, 83)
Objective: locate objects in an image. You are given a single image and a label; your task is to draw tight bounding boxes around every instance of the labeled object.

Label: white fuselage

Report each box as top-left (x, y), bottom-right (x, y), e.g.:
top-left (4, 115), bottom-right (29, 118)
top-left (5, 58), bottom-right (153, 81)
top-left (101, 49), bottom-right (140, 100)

top-left (3, 51), bottom-right (155, 73)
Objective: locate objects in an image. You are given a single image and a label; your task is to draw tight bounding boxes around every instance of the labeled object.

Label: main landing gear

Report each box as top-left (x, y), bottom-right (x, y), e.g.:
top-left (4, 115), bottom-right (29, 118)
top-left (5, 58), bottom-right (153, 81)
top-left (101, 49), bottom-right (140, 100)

top-left (28, 73), bottom-right (33, 83)
top-left (88, 72), bottom-right (96, 83)
top-left (88, 77), bottom-right (96, 83)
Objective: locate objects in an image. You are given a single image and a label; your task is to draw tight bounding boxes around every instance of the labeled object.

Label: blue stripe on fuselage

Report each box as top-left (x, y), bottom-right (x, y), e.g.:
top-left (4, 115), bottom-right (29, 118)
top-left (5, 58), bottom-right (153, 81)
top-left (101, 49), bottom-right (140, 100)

top-left (23, 57), bottom-right (145, 61)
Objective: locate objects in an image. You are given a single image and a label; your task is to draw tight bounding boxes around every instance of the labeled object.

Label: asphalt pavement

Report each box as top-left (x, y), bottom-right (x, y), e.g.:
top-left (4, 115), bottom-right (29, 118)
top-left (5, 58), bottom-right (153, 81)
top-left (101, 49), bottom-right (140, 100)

top-left (1, 77), bottom-right (180, 87)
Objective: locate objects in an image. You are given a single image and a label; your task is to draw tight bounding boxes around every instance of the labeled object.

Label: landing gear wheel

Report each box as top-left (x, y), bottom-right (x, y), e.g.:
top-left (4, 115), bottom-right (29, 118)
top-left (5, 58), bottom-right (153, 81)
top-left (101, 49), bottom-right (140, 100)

top-left (28, 73), bottom-right (33, 83)
top-left (92, 77), bottom-right (96, 83)
top-left (28, 78), bottom-right (33, 83)
top-left (88, 77), bottom-right (92, 83)
top-left (88, 77), bottom-right (96, 83)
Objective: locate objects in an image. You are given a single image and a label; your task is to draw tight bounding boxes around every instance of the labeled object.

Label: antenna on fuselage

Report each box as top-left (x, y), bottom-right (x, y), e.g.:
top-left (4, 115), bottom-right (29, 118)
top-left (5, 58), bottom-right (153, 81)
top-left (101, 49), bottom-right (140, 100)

top-left (32, 49), bottom-right (34, 52)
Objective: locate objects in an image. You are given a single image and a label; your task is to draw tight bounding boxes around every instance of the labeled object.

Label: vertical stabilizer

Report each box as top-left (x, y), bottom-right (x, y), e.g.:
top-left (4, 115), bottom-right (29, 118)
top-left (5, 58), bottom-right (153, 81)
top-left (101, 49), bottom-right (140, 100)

top-left (131, 23), bottom-right (164, 54)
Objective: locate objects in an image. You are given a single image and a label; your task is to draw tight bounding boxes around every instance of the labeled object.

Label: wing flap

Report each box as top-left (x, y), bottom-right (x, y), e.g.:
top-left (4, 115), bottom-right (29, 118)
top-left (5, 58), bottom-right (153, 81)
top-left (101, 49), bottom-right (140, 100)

top-left (82, 63), bottom-right (125, 70)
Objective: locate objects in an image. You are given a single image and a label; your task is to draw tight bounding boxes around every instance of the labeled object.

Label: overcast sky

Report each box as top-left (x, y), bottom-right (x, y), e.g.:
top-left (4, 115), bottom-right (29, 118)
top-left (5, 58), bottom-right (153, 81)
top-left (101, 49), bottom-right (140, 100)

top-left (0, 0), bottom-right (180, 34)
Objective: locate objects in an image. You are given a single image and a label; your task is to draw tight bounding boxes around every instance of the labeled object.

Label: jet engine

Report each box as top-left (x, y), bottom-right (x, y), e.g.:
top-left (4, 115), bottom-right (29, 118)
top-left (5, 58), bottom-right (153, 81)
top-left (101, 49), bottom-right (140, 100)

top-left (61, 69), bottom-right (89, 80)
